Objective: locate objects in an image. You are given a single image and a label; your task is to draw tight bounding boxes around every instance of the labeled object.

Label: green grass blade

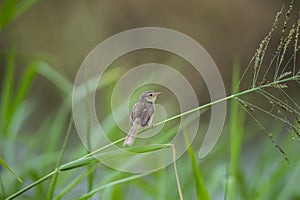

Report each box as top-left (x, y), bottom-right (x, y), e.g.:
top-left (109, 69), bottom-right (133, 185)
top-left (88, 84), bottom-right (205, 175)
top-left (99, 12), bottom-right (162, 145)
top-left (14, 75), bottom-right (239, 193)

top-left (0, 0), bottom-right (17, 31)
top-left (36, 61), bottom-right (72, 95)
top-left (44, 102), bottom-right (70, 153)
top-left (3, 63), bottom-right (37, 137)
top-left (46, 117), bottom-right (73, 200)
top-left (34, 66), bottom-right (72, 152)
top-left (83, 66), bottom-right (95, 194)
top-left (255, 163), bottom-right (288, 199)
top-left (0, 43), bottom-right (16, 136)
top-left (78, 173), bottom-right (152, 200)
top-left (0, 0), bottom-right (40, 31)
top-left (156, 168), bottom-right (166, 200)
top-left (0, 156), bottom-right (22, 183)
top-left (7, 144), bottom-right (169, 198)
top-left (53, 167), bottom-right (95, 200)
top-left (184, 129), bottom-right (210, 200)
top-left (14, 0), bottom-right (40, 21)
top-left (280, 155), bottom-right (300, 197)
top-left (59, 156), bottom-right (98, 171)
top-left (13, 63), bottom-right (37, 109)
top-left (0, 174), bottom-right (5, 199)
top-left (126, 144), bottom-right (170, 153)
top-left (5, 171), bottom-right (56, 200)
top-left (87, 166), bottom-right (95, 193)
top-left (59, 144), bottom-right (170, 171)
top-left (109, 184), bottom-right (122, 200)
top-left (227, 57), bottom-right (246, 199)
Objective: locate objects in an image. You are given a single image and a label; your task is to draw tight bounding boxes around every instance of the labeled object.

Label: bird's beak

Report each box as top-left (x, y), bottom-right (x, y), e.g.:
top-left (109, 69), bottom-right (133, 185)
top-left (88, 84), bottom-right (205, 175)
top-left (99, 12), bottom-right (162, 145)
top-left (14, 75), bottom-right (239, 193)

top-left (155, 91), bottom-right (162, 96)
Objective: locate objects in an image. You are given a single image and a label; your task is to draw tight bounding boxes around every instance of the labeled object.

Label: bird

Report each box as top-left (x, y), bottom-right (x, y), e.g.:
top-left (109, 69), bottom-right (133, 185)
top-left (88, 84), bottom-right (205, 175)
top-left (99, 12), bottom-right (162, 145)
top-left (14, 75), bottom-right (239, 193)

top-left (123, 91), bottom-right (161, 147)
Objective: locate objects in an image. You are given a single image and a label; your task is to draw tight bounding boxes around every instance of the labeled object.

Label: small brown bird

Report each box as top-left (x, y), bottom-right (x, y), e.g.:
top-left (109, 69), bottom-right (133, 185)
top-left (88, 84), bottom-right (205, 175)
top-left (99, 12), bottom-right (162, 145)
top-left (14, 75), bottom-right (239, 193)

top-left (123, 91), bottom-right (161, 147)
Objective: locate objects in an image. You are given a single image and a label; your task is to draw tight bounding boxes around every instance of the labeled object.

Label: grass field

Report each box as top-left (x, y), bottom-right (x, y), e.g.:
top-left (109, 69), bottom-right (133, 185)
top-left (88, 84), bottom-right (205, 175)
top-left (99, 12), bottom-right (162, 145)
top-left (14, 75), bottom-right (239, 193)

top-left (1, 0), bottom-right (300, 199)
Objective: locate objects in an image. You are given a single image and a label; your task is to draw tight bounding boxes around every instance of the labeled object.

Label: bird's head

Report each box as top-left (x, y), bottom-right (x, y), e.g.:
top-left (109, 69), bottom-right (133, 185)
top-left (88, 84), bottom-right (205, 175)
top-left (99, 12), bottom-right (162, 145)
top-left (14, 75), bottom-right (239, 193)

top-left (139, 91), bottom-right (162, 103)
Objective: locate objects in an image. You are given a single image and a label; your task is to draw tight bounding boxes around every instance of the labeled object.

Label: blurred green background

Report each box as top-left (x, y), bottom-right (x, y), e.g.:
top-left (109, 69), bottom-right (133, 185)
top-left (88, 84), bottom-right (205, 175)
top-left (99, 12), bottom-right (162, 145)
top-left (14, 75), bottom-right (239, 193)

top-left (1, 0), bottom-right (300, 199)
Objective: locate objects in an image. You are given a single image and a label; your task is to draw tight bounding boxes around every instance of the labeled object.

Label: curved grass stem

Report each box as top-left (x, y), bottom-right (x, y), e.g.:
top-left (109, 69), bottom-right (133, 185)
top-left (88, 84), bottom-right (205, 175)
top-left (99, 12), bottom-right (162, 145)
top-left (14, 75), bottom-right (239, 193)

top-left (5, 75), bottom-right (300, 199)
top-left (5, 170), bottom-right (57, 200)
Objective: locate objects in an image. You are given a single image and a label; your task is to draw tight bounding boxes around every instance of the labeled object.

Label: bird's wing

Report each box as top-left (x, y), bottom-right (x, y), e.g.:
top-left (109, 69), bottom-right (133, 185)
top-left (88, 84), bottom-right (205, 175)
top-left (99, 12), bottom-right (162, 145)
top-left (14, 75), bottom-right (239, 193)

top-left (130, 103), bottom-right (139, 126)
top-left (141, 105), bottom-right (154, 127)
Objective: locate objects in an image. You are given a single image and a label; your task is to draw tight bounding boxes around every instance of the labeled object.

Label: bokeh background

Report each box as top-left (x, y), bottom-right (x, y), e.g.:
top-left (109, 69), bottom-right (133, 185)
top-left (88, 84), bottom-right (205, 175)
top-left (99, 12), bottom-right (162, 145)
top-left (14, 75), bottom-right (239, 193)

top-left (1, 0), bottom-right (300, 199)
top-left (1, 0), bottom-right (299, 124)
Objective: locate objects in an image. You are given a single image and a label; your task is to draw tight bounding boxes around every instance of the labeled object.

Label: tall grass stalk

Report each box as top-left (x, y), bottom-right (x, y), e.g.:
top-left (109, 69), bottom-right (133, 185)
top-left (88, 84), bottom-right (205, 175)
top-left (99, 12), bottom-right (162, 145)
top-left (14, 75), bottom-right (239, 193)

top-left (184, 129), bottom-right (210, 200)
top-left (226, 57), bottom-right (246, 199)
top-left (46, 116), bottom-right (73, 200)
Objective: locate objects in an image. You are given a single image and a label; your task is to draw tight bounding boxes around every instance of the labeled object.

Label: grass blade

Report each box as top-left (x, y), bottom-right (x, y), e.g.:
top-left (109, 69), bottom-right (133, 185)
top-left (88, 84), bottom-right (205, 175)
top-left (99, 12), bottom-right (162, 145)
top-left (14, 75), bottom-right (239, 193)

top-left (5, 171), bottom-right (56, 200)
top-left (184, 129), bottom-right (210, 200)
top-left (87, 166), bottom-right (95, 193)
top-left (226, 57), bottom-right (246, 199)
top-left (0, 0), bottom-right (17, 31)
top-left (0, 0), bottom-right (40, 31)
top-left (36, 61), bottom-right (72, 95)
top-left (0, 174), bottom-right (5, 199)
top-left (78, 173), bottom-right (152, 200)
top-left (14, 0), bottom-right (40, 21)
top-left (0, 156), bottom-right (22, 183)
top-left (13, 63), bottom-right (37, 109)
top-left (46, 116), bottom-right (73, 200)
top-left (53, 167), bottom-right (95, 200)
top-left (6, 144), bottom-right (170, 199)
top-left (59, 144), bottom-right (170, 171)
top-left (0, 42), bottom-right (15, 136)
top-left (59, 156), bottom-right (98, 171)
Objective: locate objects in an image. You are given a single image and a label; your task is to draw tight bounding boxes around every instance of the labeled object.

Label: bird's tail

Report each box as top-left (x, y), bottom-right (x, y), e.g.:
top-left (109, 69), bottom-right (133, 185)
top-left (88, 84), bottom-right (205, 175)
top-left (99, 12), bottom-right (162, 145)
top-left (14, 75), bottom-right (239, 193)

top-left (123, 119), bottom-right (140, 147)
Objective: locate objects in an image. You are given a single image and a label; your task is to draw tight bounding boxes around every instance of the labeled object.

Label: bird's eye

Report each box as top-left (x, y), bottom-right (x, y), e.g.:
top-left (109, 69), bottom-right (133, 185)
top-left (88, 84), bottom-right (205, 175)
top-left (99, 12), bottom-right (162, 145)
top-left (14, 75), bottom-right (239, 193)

top-left (149, 93), bottom-right (153, 96)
